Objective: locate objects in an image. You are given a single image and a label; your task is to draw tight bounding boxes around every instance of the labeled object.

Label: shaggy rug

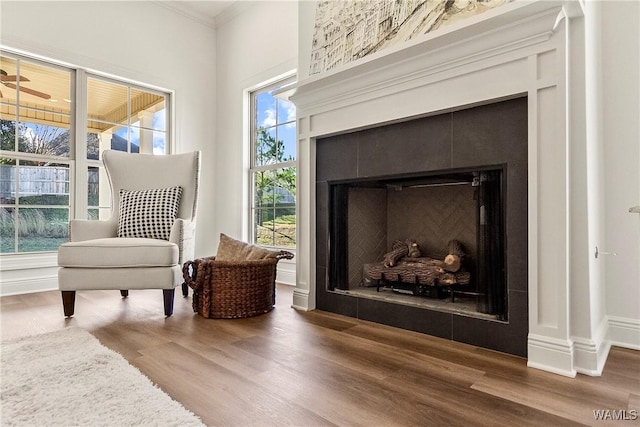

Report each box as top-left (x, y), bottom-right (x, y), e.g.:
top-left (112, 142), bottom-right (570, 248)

top-left (0, 327), bottom-right (204, 427)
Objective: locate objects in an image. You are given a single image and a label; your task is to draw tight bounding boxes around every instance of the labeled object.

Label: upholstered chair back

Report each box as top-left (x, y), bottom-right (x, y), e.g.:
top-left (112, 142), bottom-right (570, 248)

top-left (103, 150), bottom-right (201, 225)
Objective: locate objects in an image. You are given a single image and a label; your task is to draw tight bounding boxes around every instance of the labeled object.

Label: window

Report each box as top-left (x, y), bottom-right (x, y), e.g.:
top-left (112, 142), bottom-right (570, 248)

top-left (249, 76), bottom-right (296, 248)
top-left (1, 55), bottom-right (72, 253)
top-left (86, 76), bottom-right (169, 220)
top-left (0, 51), bottom-right (170, 253)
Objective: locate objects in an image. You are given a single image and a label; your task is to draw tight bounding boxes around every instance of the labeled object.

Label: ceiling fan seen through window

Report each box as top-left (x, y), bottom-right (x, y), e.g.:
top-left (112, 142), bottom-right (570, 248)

top-left (0, 68), bottom-right (51, 100)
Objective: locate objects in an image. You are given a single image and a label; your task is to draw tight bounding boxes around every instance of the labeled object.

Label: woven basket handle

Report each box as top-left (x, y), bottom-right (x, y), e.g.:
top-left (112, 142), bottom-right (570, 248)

top-left (182, 259), bottom-right (202, 292)
top-left (275, 251), bottom-right (294, 261)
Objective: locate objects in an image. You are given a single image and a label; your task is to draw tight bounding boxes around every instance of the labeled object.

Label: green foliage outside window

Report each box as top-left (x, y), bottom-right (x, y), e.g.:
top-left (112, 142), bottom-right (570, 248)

top-left (1, 119), bottom-right (70, 252)
top-left (254, 127), bottom-right (296, 248)
top-left (1, 120), bottom-right (69, 160)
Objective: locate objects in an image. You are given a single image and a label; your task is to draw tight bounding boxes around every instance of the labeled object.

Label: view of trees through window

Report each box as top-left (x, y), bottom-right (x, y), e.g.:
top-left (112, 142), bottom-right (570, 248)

top-left (0, 52), bottom-right (169, 254)
top-left (0, 125), bottom-right (72, 252)
top-left (0, 54), bottom-right (72, 253)
top-left (251, 77), bottom-right (296, 248)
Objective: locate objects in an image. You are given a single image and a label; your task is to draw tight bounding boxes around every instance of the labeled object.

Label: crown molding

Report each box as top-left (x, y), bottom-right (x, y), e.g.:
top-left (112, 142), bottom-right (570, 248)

top-left (215, 1), bottom-right (255, 28)
top-left (153, 1), bottom-right (218, 29)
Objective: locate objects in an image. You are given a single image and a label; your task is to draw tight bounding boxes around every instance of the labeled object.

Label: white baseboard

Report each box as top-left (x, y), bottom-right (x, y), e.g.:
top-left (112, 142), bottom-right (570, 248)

top-left (572, 317), bottom-right (611, 376)
top-left (1, 275), bottom-right (57, 297)
top-left (528, 316), bottom-right (637, 377)
top-left (276, 257), bottom-right (296, 287)
top-left (292, 287), bottom-right (311, 311)
top-left (1, 253), bottom-right (58, 297)
top-left (276, 269), bottom-right (296, 287)
top-left (527, 333), bottom-right (577, 377)
top-left (608, 315), bottom-right (640, 350)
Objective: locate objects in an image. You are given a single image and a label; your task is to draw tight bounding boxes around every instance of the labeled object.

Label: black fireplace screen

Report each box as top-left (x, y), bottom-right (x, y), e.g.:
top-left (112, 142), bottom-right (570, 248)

top-left (328, 168), bottom-right (507, 319)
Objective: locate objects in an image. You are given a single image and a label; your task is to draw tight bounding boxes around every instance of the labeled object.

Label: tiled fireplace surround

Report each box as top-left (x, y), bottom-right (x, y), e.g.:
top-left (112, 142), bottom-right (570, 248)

top-left (291, 2), bottom-right (603, 376)
top-left (315, 97), bottom-right (528, 356)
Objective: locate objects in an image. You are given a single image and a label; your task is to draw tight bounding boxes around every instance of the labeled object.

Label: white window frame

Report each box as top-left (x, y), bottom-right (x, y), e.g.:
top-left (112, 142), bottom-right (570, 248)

top-left (247, 73), bottom-right (297, 249)
top-left (82, 72), bottom-right (173, 221)
top-left (0, 49), bottom-right (173, 256)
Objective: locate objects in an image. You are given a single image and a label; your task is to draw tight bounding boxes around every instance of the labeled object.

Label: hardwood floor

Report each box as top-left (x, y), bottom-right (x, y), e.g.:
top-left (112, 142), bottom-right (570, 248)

top-left (1, 285), bottom-right (639, 426)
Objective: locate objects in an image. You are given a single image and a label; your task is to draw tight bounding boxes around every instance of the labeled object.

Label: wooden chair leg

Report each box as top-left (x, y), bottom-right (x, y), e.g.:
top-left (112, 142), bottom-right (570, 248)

top-left (61, 291), bottom-right (76, 317)
top-left (120, 290), bottom-right (129, 297)
top-left (163, 289), bottom-right (175, 317)
top-left (182, 282), bottom-right (188, 297)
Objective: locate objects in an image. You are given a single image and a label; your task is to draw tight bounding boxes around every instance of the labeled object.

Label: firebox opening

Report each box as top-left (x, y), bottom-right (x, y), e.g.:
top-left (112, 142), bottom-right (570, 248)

top-left (328, 167), bottom-right (507, 322)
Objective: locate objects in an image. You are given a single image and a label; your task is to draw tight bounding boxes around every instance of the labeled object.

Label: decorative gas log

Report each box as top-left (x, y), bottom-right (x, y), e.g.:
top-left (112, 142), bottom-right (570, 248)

top-left (385, 239), bottom-right (466, 272)
top-left (367, 259), bottom-right (471, 286)
top-left (443, 240), bottom-right (466, 273)
top-left (366, 239), bottom-right (470, 293)
top-left (401, 257), bottom-right (447, 270)
top-left (440, 272), bottom-right (470, 285)
top-left (383, 239), bottom-right (420, 267)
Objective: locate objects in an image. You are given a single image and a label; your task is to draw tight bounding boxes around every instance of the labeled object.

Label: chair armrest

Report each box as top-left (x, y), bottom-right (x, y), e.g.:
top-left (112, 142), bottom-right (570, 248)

top-left (69, 219), bottom-right (117, 242)
top-left (170, 218), bottom-right (196, 264)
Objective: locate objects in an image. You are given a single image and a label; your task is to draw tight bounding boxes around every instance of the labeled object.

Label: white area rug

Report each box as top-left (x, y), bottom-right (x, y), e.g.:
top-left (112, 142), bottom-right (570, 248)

top-left (0, 327), bottom-right (204, 427)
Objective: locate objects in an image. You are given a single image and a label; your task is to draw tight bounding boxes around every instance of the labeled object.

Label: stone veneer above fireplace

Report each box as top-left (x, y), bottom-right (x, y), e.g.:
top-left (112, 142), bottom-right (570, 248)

top-left (315, 97), bottom-right (528, 356)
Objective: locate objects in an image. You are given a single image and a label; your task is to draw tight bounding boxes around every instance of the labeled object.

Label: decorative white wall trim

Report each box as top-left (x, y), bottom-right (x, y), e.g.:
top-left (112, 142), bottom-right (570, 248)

top-left (152, 1), bottom-right (217, 29)
top-left (527, 333), bottom-right (576, 377)
top-left (292, 286), bottom-right (311, 312)
top-left (1, 252), bottom-right (57, 270)
top-left (1, 273), bottom-right (57, 297)
top-left (276, 259), bottom-right (297, 287)
top-left (290, 0), bottom-right (608, 376)
top-left (608, 316), bottom-right (640, 350)
top-left (530, 316), bottom-right (636, 377)
top-left (529, 319), bottom-right (613, 378)
top-left (572, 317), bottom-right (611, 376)
top-left (1, 253), bottom-right (58, 297)
top-left (214, 1), bottom-right (255, 29)
top-left (294, 3), bottom-right (562, 119)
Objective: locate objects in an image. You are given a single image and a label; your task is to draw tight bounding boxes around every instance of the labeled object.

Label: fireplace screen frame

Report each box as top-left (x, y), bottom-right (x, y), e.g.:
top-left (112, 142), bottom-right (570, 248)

top-left (327, 166), bottom-right (507, 320)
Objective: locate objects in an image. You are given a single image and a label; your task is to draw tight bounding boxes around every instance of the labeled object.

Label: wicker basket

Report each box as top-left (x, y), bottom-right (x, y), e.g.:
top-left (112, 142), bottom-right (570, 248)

top-left (182, 251), bottom-right (293, 319)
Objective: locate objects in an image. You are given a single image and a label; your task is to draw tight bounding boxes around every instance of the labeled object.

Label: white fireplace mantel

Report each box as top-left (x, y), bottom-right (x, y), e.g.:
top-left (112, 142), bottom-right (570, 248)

top-left (294, 1), bottom-right (564, 115)
top-left (290, 0), bottom-right (609, 377)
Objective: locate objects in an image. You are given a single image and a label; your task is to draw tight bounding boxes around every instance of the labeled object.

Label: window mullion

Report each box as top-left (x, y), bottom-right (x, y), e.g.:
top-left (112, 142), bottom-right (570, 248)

top-left (251, 160), bottom-right (296, 173)
top-left (127, 86), bottom-right (131, 154)
top-left (73, 69), bottom-right (88, 220)
top-left (13, 160), bottom-right (20, 252)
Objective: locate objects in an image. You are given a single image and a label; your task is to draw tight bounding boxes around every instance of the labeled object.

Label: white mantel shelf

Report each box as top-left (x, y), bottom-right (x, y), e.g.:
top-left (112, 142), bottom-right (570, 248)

top-left (290, 0), bottom-right (611, 378)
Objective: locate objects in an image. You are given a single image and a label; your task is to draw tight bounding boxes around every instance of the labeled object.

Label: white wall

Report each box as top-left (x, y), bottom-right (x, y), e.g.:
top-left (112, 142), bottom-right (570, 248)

top-left (602, 0), bottom-right (640, 348)
top-left (0, 1), bottom-right (217, 294)
top-left (214, 1), bottom-right (298, 283)
top-left (297, 0), bottom-right (316, 82)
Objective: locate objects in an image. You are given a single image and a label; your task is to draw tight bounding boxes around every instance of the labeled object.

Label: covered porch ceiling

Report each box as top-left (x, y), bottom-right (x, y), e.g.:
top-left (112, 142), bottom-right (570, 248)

top-left (0, 55), bottom-right (164, 133)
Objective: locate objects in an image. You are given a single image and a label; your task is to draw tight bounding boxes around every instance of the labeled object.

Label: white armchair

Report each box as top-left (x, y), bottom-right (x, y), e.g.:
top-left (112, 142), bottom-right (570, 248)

top-left (57, 150), bottom-right (201, 317)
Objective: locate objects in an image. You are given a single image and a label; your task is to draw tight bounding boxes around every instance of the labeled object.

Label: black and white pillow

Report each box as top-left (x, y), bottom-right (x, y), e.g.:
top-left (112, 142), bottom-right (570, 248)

top-left (117, 186), bottom-right (182, 240)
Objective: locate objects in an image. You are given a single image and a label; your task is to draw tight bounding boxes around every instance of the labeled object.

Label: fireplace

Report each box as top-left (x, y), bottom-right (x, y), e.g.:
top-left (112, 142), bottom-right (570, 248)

top-left (315, 97), bottom-right (528, 356)
top-left (292, 3), bottom-right (604, 376)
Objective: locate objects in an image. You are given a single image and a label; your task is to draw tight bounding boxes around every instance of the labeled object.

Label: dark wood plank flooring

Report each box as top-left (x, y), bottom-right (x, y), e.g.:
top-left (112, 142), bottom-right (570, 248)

top-left (1, 285), bottom-right (638, 426)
